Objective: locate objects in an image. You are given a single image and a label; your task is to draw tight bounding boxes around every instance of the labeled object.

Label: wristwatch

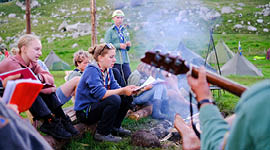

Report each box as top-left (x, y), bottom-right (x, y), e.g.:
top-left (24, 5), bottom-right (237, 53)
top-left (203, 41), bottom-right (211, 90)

top-left (197, 99), bottom-right (216, 109)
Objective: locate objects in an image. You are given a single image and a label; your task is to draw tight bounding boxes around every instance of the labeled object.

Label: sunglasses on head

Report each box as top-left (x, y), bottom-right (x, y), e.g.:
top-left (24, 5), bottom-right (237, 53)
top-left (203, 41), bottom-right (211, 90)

top-left (99, 43), bottom-right (114, 55)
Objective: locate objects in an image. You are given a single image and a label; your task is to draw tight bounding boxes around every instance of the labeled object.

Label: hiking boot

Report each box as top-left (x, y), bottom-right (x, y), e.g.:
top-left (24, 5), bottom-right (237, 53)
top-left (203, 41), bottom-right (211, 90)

top-left (94, 132), bottom-right (122, 142)
top-left (61, 115), bottom-right (79, 136)
top-left (40, 118), bottom-right (72, 139)
top-left (112, 127), bottom-right (131, 137)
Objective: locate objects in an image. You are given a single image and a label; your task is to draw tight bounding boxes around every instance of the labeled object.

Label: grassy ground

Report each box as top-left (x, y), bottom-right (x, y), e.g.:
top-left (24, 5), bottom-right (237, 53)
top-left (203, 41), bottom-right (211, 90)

top-left (1, 0), bottom-right (270, 149)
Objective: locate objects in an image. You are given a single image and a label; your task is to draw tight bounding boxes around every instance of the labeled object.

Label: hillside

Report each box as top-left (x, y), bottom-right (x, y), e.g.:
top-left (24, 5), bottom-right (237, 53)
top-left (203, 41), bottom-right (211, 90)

top-left (0, 0), bottom-right (270, 67)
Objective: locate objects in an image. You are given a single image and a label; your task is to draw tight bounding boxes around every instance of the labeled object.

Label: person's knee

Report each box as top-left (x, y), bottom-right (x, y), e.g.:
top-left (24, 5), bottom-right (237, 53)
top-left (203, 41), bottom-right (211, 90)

top-left (106, 95), bottom-right (121, 108)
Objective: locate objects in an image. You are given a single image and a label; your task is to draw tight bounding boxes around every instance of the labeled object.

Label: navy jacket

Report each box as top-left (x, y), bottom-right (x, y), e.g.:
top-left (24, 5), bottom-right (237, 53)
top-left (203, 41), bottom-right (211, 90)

top-left (74, 62), bottom-right (120, 112)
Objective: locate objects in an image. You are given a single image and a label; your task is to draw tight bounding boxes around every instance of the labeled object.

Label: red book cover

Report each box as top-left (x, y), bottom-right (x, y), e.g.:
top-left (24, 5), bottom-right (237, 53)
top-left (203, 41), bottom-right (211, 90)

top-left (0, 68), bottom-right (38, 81)
top-left (2, 79), bottom-right (43, 113)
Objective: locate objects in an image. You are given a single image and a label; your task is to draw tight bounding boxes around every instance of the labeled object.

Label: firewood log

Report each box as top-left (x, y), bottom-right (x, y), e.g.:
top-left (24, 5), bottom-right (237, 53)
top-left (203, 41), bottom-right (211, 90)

top-left (129, 105), bottom-right (152, 120)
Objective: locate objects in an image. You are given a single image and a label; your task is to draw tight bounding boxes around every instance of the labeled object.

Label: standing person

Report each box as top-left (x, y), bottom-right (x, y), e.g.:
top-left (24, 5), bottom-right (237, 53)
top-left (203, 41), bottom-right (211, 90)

top-left (0, 34), bottom-right (78, 139)
top-left (75, 43), bottom-right (137, 142)
top-left (187, 67), bottom-right (270, 150)
top-left (105, 10), bottom-right (132, 84)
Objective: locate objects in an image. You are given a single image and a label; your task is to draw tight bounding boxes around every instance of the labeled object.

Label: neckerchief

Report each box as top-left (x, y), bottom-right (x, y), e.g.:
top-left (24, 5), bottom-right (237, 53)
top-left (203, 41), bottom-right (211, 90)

top-left (98, 65), bottom-right (111, 90)
top-left (74, 68), bottom-right (83, 74)
top-left (114, 25), bottom-right (125, 43)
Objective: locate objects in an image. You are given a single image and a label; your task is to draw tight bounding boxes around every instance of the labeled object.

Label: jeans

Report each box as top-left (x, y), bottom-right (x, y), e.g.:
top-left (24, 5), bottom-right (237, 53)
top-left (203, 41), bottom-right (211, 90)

top-left (29, 92), bottom-right (62, 119)
top-left (76, 95), bottom-right (132, 135)
top-left (133, 84), bottom-right (167, 105)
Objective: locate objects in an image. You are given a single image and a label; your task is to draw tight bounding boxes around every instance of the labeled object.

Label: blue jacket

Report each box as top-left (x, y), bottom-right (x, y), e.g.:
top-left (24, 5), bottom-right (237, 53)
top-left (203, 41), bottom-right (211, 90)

top-left (74, 62), bottom-right (121, 111)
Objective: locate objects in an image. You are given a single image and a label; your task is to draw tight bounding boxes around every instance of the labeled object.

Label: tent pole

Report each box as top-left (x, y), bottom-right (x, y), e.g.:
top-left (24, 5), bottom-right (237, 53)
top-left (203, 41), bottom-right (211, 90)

top-left (90, 0), bottom-right (97, 46)
top-left (26, 0), bottom-right (31, 34)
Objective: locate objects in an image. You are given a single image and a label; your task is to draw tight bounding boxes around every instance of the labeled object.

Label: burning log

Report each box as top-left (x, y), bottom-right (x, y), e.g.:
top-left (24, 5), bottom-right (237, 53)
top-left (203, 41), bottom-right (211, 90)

top-left (128, 105), bottom-right (152, 120)
top-left (131, 130), bottom-right (161, 148)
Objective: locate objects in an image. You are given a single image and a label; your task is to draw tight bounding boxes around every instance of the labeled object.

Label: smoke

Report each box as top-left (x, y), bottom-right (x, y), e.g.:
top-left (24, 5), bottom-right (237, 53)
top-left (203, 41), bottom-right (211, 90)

top-left (105, 0), bottom-right (220, 122)
top-left (106, 0), bottom-right (221, 55)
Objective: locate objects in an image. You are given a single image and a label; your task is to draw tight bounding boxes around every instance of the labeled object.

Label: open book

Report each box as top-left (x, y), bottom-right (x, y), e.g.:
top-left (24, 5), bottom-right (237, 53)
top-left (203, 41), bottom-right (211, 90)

top-left (2, 79), bottom-right (43, 113)
top-left (134, 76), bottom-right (166, 92)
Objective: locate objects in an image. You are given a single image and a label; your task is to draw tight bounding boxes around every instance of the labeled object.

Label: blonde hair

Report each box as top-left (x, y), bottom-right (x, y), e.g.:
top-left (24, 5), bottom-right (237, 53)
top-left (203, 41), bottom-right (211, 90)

top-left (73, 50), bottom-right (90, 67)
top-left (17, 34), bottom-right (40, 53)
top-left (10, 47), bottom-right (19, 55)
top-left (88, 43), bottom-right (115, 61)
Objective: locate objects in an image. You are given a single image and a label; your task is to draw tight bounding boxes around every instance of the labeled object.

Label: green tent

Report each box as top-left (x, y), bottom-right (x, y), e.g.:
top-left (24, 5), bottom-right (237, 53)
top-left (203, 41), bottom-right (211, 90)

top-left (44, 50), bottom-right (71, 71)
top-left (221, 53), bottom-right (263, 76)
top-left (207, 39), bottom-right (235, 64)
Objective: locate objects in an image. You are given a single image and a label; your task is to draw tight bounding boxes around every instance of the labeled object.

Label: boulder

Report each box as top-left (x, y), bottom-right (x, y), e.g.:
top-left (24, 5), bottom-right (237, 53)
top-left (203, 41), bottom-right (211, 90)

top-left (8, 13), bottom-right (16, 18)
top-left (257, 19), bottom-right (263, 23)
top-left (221, 6), bottom-right (235, 14)
top-left (234, 24), bottom-right (244, 29)
top-left (263, 28), bottom-right (269, 32)
top-left (247, 26), bottom-right (257, 31)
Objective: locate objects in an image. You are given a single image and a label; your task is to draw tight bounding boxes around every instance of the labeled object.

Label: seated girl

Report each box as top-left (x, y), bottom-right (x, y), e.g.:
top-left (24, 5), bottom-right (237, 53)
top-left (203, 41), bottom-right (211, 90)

top-left (0, 34), bottom-right (78, 139)
top-left (75, 43), bottom-right (137, 142)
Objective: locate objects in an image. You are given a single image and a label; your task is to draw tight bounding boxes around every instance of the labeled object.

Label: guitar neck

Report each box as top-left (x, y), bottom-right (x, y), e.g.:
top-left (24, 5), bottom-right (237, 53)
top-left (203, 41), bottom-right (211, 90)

top-left (191, 67), bottom-right (247, 97)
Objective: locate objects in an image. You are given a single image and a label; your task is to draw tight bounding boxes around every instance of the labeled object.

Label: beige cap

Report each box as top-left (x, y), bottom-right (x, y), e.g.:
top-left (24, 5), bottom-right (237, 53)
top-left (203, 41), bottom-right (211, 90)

top-left (112, 10), bottom-right (125, 18)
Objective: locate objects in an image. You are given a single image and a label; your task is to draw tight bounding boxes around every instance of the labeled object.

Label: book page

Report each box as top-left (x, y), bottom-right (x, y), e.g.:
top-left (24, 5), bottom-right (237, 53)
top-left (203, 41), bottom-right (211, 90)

top-left (134, 76), bottom-right (166, 92)
top-left (2, 79), bottom-right (43, 112)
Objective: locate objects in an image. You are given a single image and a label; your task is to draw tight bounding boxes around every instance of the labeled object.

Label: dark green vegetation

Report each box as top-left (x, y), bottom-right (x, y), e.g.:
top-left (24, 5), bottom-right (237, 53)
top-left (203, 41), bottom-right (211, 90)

top-left (1, 0), bottom-right (270, 149)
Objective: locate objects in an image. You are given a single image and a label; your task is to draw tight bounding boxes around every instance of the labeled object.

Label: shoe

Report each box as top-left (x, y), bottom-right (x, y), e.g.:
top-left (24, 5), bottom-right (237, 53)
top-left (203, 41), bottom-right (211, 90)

top-left (112, 127), bottom-right (131, 137)
top-left (152, 100), bottom-right (169, 120)
top-left (40, 118), bottom-right (72, 139)
top-left (61, 115), bottom-right (79, 136)
top-left (94, 132), bottom-right (122, 142)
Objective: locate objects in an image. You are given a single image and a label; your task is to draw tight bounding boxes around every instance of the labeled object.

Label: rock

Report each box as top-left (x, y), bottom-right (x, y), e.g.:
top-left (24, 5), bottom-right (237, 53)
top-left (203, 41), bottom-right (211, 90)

top-left (131, 130), bottom-right (161, 148)
top-left (77, 23), bottom-right (91, 33)
top-left (72, 43), bottom-right (78, 48)
top-left (234, 24), bottom-right (244, 29)
top-left (72, 32), bottom-right (79, 39)
top-left (238, 3), bottom-right (245, 7)
top-left (257, 19), bottom-right (263, 23)
top-left (221, 6), bottom-right (235, 14)
top-left (58, 20), bottom-right (68, 32)
top-left (80, 8), bottom-right (90, 12)
top-left (32, 19), bottom-right (39, 24)
top-left (16, 0), bottom-right (40, 10)
top-left (8, 13), bottom-right (16, 18)
top-left (247, 26), bottom-right (257, 31)
top-left (227, 20), bottom-right (232, 23)
top-left (263, 9), bottom-right (270, 16)
top-left (241, 21), bottom-right (244, 24)
top-left (236, 7), bottom-right (243, 10)
top-left (263, 28), bottom-right (269, 32)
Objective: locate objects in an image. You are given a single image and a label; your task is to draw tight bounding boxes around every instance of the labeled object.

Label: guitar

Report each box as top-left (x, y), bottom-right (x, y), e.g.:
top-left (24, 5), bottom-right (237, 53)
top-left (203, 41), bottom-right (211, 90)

top-left (141, 51), bottom-right (247, 97)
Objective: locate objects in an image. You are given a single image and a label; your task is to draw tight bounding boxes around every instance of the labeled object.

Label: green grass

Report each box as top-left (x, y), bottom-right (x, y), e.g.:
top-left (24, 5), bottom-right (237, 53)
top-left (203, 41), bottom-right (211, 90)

top-left (1, 0), bottom-right (270, 149)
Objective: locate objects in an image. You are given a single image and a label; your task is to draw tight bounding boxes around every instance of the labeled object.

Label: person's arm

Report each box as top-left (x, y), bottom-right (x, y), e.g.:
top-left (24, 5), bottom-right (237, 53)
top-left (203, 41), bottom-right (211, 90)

top-left (33, 63), bottom-right (54, 85)
top-left (187, 67), bottom-right (230, 150)
top-left (102, 85), bottom-right (136, 99)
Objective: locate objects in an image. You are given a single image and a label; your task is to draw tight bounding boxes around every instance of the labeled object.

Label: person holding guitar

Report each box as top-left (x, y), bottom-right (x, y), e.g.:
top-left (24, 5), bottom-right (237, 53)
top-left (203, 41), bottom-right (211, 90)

top-left (186, 67), bottom-right (270, 150)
